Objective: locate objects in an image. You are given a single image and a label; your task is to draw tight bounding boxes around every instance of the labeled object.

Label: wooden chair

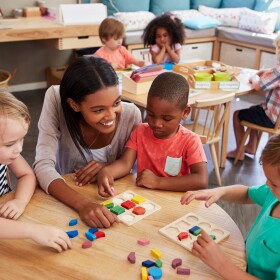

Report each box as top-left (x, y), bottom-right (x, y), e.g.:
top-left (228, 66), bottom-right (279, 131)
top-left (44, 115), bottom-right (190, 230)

top-left (183, 93), bottom-right (235, 186)
top-left (234, 114), bottom-right (280, 165)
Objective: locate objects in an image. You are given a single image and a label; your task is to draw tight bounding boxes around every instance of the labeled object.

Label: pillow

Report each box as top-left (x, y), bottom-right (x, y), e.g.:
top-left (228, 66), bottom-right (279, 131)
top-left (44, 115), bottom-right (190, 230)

top-left (190, 0), bottom-right (221, 10)
top-left (102, 0), bottom-right (150, 16)
top-left (150, 0), bottom-right (190, 15)
top-left (221, 0), bottom-right (256, 9)
top-left (268, 7), bottom-right (280, 32)
top-left (199, 5), bottom-right (246, 27)
top-left (183, 16), bottom-right (221, 29)
top-left (238, 9), bottom-right (278, 34)
top-left (171, 9), bottom-right (203, 21)
top-left (113, 11), bottom-right (155, 31)
top-left (254, 0), bottom-right (274, 11)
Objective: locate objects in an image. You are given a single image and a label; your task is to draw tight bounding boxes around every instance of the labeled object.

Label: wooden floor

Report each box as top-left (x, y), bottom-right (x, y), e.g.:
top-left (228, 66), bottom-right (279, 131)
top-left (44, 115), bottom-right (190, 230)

top-left (13, 89), bottom-right (267, 238)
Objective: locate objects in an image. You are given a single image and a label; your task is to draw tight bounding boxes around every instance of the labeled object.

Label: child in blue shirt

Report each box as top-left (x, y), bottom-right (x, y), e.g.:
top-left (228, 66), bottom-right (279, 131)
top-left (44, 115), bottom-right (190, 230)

top-left (181, 134), bottom-right (280, 279)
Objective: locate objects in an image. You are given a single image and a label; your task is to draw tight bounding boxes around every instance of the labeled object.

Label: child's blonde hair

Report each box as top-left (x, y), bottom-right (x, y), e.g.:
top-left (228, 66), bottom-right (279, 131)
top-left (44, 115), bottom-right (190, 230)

top-left (98, 17), bottom-right (125, 44)
top-left (273, 31), bottom-right (280, 47)
top-left (0, 91), bottom-right (31, 126)
top-left (260, 134), bottom-right (280, 169)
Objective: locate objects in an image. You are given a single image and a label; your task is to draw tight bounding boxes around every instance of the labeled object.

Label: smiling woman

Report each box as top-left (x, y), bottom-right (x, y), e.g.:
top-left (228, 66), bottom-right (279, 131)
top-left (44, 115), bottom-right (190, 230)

top-left (33, 56), bottom-right (141, 228)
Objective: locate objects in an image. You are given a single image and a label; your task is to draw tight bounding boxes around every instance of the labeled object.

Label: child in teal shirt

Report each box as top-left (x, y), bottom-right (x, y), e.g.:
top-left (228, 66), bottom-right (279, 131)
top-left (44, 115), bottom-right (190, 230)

top-left (181, 134), bottom-right (280, 279)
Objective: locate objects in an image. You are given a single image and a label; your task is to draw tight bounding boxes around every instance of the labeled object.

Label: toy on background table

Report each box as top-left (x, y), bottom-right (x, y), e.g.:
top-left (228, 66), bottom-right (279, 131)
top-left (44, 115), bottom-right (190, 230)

top-left (159, 212), bottom-right (230, 251)
top-left (102, 191), bottom-right (161, 226)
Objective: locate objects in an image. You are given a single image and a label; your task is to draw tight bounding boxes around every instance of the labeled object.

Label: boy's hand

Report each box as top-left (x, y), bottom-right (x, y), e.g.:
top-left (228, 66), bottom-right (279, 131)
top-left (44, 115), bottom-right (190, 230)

top-left (74, 160), bottom-right (105, 186)
top-left (0, 198), bottom-right (27, 220)
top-left (97, 168), bottom-right (115, 197)
top-left (136, 169), bottom-right (159, 189)
top-left (29, 224), bottom-right (72, 253)
top-left (192, 230), bottom-right (227, 272)
top-left (78, 200), bottom-right (120, 228)
top-left (180, 189), bottom-right (222, 207)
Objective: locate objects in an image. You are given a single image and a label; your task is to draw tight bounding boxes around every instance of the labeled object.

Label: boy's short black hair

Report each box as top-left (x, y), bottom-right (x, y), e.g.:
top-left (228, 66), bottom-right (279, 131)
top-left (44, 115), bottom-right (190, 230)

top-left (148, 72), bottom-right (189, 109)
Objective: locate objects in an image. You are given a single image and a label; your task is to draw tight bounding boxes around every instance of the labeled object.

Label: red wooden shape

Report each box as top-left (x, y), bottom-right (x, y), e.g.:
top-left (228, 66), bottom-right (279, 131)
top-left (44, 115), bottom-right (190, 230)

top-left (94, 231), bottom-right (105, 239)
top-left (121, 200), bottom-right (136, 210)
top-left (132, 206), bottom-right (146, 215)
top-left (177, 232), bottom-right (188, 241)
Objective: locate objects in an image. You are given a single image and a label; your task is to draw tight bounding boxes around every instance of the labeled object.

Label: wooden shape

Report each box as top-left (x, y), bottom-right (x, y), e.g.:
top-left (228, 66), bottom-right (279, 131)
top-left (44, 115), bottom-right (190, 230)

top-left (151, 248), bottom-right (162, 259)
top-left (148, 276), bottom-right (154, 280)
top-left (210, 234), bottom-right (216, 240)
top-left (66, 230), bottom-right (78, 238)
top-left (127, 252), bottom-right (136, 264)
top-left (177, 232), bottom-right (188, 241)
top-left (177, 267), bottom-right (190, 275)
top-left (88, 227), bottom-right (99, 234)
top-left (94, 231), bottom-right (105, 239)
top-left (121, 200), bottom-right (135, 210)
top-left (142, 260), bottom-right (155, 268)
top-left (110, 205), bottom-right (125, 215)
top-left (85, 231), bottom-right (96, 241)
top-left (132, 206), bottom-right (146, 215)
top-left (141, 267), bottom-right (148, 280)
top-left (105, 191), bottom-right (161, 226)
top-left (68, 219), bottom-right (78, 226)
top-left (159, 212), bottom-right (230, 251)
top-left (102, 200), bottom-right (114, 209)
top-left (82, 240), bottom-right (92, 249)
top-left (131, 194), bottom-right (146, 204)
top-left (171, 258), bottom-right (182, 269)
top-left (137, 238), bottom-right (150, 246)
top-left (189, 225), bottom-right (202, 236)
top-left (148, 267), bottom-right (162, 279)
top-left (155, 259), bottom-right (162, 268)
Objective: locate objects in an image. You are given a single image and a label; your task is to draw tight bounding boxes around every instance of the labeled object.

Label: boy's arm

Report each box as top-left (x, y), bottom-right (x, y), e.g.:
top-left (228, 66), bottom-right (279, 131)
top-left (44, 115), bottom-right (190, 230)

top-left (136, 162), bottom-right (208, 191)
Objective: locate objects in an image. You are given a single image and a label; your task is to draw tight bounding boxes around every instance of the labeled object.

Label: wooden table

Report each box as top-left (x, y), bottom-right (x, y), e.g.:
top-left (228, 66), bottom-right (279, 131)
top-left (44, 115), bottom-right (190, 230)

top-left (122, 69), bottom-right (256, 168)
top-left (0, 174), bottom-right (246, 279)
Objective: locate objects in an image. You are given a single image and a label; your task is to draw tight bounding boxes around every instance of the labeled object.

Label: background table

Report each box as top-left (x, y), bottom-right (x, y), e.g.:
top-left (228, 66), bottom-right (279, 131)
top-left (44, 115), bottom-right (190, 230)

top-left (0, 174), bottom-right (246, 279)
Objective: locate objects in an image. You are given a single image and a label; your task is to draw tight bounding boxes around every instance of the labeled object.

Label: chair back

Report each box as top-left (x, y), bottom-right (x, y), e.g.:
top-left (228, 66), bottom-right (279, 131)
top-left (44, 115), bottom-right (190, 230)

top-left (188, 93), bottom-right (235, 143)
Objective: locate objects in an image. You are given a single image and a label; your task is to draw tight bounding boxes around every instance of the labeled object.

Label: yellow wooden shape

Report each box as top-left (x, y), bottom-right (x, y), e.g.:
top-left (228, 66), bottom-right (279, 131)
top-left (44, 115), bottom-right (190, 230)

top-left (131, 195), bottom-right (145, 204)
top-left (151, 248), bottom-right (162, 259)
top-left (141, 267), bottom-right (148, 280)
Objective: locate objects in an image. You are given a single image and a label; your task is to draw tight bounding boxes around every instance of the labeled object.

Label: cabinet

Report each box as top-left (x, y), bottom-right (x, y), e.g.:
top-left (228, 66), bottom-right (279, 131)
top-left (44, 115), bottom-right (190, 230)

top-left (181, 42), bottom-right (213, 62)
top-left (260, 51), bottom-right (276, 69)
top-left (131, 48), bottom-right (152, 63)
top-left (219, 43), bottom-right (256, 69)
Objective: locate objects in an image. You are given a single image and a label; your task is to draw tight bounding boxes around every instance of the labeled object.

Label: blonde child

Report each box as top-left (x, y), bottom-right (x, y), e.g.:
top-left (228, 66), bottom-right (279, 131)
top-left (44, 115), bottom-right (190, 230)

top-left (181, 133), bottom-right (280, 279)
top-left (227, 33), bottom-right (280, 162)
top-left (0, 92), bottom-right (71, 252)
top-left (97, 72), bottom-right (208, 197)
top-left (143, 12), bottom-right (185, 65)
top-left (94, 17), bottom-right (145, 70)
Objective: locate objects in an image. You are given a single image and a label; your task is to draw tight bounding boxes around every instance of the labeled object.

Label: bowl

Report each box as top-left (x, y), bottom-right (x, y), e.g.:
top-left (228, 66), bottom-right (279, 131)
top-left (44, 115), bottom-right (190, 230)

top-left (194, 73), bottom-right (213, 81)
top-left (214, 72), bottom-right (231, 81)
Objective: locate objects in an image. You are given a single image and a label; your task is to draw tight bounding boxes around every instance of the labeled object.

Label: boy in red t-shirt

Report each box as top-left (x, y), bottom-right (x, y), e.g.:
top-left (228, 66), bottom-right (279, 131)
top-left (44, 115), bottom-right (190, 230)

top-left (97, 72), bottom-right (208, 197)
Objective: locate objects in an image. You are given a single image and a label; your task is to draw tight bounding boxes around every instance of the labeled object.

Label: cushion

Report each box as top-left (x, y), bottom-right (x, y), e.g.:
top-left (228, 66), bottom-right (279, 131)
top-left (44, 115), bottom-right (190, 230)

top-left (221, 0), bottom-right (256, 9)
top-left (268, 7), bottom-right (280, 32)
top-left (150, 0), bottom-right (190, 15)
top-left (190, 0), bottom-right (221, 10)
top-left (113, 11), bottom-right (155, 31)
top-left (254, 0), bottom-right (274, 11)
top-left (102, 0), bottom-right (150, 16)
top-left (183, 16), bottom-right (221, 29)
top-left (199, 5), bottom-right (246, 27)
top-left (171, 9), bottom-right (203, 21)
top-left (238, 9), bottom-right (278, 34)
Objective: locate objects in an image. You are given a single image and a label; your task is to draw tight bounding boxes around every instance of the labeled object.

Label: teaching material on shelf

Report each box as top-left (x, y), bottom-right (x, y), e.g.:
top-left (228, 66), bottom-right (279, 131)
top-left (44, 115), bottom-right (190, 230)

top-left (159, 212), bottom-right (230, 251)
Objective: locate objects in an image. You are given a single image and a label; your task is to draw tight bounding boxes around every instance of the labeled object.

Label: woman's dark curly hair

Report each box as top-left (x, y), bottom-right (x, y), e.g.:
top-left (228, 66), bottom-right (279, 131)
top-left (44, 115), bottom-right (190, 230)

top-left (142, 12), bottom-right (185, 47)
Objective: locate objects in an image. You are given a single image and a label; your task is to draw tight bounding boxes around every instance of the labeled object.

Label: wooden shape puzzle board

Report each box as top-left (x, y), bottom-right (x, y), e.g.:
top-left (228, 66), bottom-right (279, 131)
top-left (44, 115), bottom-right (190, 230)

top-left (105, 191), bottom-right (161, 226)
top-left (159, 212), bottom-right (230, 251)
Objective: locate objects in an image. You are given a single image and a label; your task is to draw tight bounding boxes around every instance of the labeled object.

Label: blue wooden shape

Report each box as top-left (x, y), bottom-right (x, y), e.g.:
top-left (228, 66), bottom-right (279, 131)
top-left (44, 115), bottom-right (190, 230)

top-left (142, 260), bottom-right (155, 268)
top-left (85, 231), bottom-right (96, 241)
top-left (88, 227), bottom-right (99, 234)
top-left (68, 219), bottom-right (78, 226)
top-left (66, 230), bottom-right (78, 238)
top-left (149, 267), bottom-right (162, 279)
top-left (189, 225), bottom-right (202, 236)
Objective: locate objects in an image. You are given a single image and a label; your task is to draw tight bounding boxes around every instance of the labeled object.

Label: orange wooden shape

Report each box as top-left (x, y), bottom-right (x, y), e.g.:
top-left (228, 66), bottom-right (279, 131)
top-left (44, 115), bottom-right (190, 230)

top-left (132, 206), bottom-right (146, 215)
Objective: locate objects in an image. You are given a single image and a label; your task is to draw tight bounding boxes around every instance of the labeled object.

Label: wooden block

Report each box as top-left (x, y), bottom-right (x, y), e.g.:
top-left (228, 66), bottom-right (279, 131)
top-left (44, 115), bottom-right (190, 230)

top-left (110, 205), bottom-right (125, 215)
top-left (155, 259), bottom-right (162, 268)
top-left (88, 227), bottom-right (99, 234)
top-left (131, 195), bottom-right (145, 204)
top-left (66, 230), bottom-right (78, 238)
top-left (172, 258), bottom-right (182, 269)
top-left (94, 231), bottom-right (105, 239)
top-left (151, 248), bottom-right (162, 259)
top-left (148, 267), bottom-right (162, 279)
top-left (127, 252), bottom-right (136, 264)
top-left (102, 200), bottom-right (114, 209)
top-left (141, 267), bottom-right (148, 280)
top-left (85, 231), bottom-right (96, 241)
top-left (82, 240), bottom-right (92, 249)
top-left (137, 238), bottom-right (150, 246)
top-left (177, 267), bottom-right (190, 275)
top-left (68, 219), bottom-right (78, 226)
top-left (189, 226), bottom-right (202, 236)
top-left (23, 7), bottom-right (41, 17)
top-left (132, 206), bottom-right (146, 215)
top-left (142, 260), bottom-right (155, 268)
top-left (178, 232), bottom-right (188, 241)
top-left (148, 276), bottom-right (154, 280)
top-left (121, 200), bottom-right (136, 210)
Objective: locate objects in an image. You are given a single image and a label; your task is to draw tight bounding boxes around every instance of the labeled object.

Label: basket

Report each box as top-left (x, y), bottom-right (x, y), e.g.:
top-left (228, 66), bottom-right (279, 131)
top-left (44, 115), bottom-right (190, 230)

top-left (0, 70), bottom-right (11, 89)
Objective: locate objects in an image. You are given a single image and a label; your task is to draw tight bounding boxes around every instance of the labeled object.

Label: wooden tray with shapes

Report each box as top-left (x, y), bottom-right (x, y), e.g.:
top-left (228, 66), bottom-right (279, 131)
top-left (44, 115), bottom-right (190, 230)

top-left (103, 191), bottom-right (161, 226)
top-left (159, 212), bottom-right (230, 251)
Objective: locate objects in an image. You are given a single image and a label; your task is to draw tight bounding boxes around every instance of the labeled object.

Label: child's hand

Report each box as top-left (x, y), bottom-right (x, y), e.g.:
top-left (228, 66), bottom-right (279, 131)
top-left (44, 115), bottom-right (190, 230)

top-left (180, 189), bottom-right (222, 208)
top-left (192, 230), bottom-right (227, 272)
top-left (0, 198), bottom-right (28, 220)
top-left (97, 168), bottom-right (115, 197)
top-left (29, 224), bottom-right (72, 253)
top-left (136, 169), bottom-right (159, 189)
top-left (74, 160), bottom-right (105, 186)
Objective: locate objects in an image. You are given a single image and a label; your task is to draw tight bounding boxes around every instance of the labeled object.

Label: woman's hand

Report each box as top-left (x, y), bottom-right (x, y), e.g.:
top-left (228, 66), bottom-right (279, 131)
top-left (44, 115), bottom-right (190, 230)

top-left (0, 198), bottom-right (28, 220)
top-left (74, 160), bottom-right (105, 186)
top-left (97, 168), bottom-right (115, 198)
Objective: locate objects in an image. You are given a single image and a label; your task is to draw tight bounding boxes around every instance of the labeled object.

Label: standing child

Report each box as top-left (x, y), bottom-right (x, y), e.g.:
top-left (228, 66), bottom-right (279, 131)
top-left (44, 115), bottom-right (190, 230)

top-left (97, 72), bottom-right (208, 197)
top-left (94, 17), bottom-right (145, 70)
top-left (227, 32), bottom-right (280, 161)
top-left (181, 133), bottom-right (280, 279)
top-left (0, 92), bottom-right (71, 252)
top-left (142, 12), bottom-right (185, 65)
